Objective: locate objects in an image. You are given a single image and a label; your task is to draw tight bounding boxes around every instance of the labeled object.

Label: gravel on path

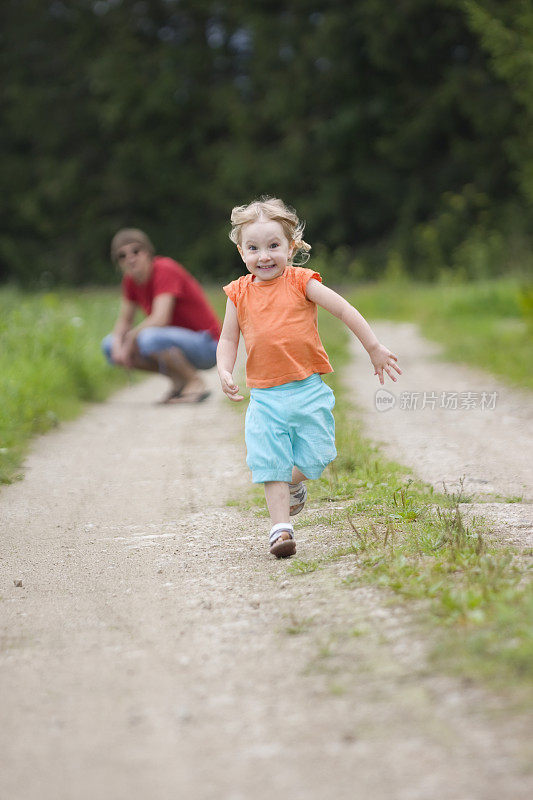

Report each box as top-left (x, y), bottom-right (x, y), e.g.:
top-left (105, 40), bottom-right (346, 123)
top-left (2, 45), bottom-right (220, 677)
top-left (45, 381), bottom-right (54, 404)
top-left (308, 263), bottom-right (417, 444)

top-left (1, 361), bottom-right (532, 800)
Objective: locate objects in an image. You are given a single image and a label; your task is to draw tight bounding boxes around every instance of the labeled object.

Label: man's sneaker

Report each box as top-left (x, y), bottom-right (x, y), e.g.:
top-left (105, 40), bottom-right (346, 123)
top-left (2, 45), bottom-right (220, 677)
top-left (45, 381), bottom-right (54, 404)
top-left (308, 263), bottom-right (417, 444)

top-left (289, 481), bottom-right (307, 516)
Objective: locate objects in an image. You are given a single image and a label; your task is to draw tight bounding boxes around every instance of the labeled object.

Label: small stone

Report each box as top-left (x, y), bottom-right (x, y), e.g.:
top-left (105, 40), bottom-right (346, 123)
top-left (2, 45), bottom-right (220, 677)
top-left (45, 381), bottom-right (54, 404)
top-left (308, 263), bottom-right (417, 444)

top-left (14, 579), bottom-right (23, 587)
top-left (342, 732), bottom-right (357, 744)
top-left (176, 705), bottom-right (192, 723)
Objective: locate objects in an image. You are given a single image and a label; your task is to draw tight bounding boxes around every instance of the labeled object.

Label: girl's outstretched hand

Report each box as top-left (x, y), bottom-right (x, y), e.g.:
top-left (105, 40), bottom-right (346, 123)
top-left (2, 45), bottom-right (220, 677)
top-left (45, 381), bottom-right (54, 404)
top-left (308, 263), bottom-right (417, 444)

top-left (219, 370), bottom-right (244, 401)
top-left (369, 343), bottom-right (402, 385)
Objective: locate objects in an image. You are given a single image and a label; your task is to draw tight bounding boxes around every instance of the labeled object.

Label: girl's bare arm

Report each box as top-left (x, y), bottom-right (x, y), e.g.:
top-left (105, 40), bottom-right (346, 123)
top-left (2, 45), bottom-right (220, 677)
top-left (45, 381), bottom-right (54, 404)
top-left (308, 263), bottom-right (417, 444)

top-left (216, 298), bottom-right (244, 401)
top-left (306, 279), bottom-right (402, 385)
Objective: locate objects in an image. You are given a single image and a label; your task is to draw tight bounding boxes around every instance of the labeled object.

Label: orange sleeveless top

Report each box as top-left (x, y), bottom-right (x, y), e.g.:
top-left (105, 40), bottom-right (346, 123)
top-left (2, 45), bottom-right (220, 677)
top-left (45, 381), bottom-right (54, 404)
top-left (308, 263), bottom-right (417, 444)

top-left (223, 266), bottom-right (333, 388)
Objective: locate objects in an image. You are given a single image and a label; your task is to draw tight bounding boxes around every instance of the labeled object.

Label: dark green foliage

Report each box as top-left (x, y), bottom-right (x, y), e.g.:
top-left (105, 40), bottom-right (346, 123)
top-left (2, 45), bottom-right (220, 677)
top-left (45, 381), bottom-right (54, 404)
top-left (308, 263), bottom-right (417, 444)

top-left (0, 0), bottom-right (531, 286)
top-left (463, 1), bottom-right (533, 203)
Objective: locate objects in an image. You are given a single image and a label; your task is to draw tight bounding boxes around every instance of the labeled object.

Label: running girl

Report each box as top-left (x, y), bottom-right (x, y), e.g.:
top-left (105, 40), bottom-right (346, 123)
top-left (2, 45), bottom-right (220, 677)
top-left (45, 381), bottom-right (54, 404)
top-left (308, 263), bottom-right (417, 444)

top-left (217, 198), bottom-right (401, 558)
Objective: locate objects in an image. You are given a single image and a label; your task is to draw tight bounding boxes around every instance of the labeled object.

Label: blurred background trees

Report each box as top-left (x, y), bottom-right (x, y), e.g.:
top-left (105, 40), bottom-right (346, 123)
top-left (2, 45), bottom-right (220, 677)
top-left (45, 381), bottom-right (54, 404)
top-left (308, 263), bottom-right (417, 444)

top-left (1, 0), bottom-right (531, 286)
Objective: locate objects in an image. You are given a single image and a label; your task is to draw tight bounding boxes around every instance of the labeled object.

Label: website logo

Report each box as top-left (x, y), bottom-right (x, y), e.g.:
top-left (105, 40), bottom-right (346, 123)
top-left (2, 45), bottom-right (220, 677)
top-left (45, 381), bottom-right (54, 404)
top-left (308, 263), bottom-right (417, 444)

top-left (374, 389), bottom-right (396, 412)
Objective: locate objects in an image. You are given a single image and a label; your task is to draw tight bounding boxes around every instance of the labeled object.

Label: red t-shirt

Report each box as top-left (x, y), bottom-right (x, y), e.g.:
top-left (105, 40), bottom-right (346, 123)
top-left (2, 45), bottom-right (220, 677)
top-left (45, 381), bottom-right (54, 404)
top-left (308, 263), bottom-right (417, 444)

top-left (122, 256), bottom-right (221, 341)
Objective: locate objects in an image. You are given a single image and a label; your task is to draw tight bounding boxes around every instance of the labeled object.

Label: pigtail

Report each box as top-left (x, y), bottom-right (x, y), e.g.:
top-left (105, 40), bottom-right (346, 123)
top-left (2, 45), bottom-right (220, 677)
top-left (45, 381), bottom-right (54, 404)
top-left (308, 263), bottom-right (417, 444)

top-left (291, 221), bottom-right (312, 265)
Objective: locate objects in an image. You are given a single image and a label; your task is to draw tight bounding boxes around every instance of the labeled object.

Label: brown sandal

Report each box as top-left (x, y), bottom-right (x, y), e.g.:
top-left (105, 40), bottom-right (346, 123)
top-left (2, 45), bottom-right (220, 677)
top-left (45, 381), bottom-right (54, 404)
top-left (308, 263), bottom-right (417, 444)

top-left (269, 523), bottom-right (296, 558)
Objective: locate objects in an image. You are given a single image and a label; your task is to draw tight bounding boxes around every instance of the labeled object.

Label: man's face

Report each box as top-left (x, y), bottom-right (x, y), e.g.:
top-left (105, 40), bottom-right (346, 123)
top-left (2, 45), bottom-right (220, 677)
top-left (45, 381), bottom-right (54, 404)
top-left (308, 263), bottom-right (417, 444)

top-left (116, 242), bottom-right (152, 284)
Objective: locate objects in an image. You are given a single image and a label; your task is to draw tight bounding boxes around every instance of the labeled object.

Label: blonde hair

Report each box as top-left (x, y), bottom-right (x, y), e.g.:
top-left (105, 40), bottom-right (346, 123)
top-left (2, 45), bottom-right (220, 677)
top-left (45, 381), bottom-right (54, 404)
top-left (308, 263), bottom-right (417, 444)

top-left (110, 228), bottom-right (155, 264)
top-left (229, 197), bottom-right (311, 265)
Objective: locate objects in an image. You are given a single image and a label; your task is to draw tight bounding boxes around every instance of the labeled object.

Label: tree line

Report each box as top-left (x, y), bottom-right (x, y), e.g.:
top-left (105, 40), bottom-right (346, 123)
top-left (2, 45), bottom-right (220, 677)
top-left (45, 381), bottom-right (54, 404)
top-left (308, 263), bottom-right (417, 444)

top-left (1, 0), bottom-right (531, 286)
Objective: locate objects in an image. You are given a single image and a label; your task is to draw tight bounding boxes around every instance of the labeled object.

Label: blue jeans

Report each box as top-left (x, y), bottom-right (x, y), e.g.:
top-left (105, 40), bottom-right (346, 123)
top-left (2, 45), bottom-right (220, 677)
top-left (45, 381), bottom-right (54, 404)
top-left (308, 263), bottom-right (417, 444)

top-left (101, 326), bottom-right (218, 370)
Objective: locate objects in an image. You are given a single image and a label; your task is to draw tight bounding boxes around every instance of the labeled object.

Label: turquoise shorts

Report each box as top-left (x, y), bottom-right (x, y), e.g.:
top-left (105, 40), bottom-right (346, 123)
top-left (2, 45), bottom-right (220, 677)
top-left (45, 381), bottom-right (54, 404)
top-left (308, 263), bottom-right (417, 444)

top-left (245, 373), bottom-right (337, 484)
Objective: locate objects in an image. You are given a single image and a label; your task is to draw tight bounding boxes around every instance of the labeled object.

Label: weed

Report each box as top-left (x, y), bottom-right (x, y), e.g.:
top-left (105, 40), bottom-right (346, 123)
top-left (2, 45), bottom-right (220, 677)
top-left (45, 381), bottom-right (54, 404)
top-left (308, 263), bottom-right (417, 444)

top-left (287, 558), bottom-right (321, 576)
top-left (283, 614), bottom-right (313, 636)
top-left (391, 482), bottom-right (424, 522)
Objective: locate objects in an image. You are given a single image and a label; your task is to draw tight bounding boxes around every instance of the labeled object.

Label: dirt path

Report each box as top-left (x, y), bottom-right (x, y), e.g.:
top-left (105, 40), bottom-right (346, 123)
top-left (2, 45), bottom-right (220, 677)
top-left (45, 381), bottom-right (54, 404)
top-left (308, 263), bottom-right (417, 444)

top-left (1, 348), bottom-right (532, 800)
top-left (346, 322), bottom-right (533, 549)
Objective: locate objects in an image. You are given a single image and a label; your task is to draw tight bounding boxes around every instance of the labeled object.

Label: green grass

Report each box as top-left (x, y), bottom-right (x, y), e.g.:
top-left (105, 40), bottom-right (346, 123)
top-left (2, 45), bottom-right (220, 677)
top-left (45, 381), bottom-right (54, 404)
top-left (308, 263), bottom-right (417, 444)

top-left (348, 276), bottom-right (533, 389)
top-left (289, 308), bottom-right (533, 691)
top-left (0, 286), bottom-right (133, 484)
top-left (286, 558), bottom-right (321, 575)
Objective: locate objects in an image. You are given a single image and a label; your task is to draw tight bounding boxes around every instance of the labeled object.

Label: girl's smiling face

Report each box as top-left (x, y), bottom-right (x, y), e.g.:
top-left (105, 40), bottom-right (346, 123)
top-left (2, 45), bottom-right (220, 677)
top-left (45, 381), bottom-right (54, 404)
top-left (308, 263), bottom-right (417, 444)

top-left (238, 219), bottom-right (294, 282)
